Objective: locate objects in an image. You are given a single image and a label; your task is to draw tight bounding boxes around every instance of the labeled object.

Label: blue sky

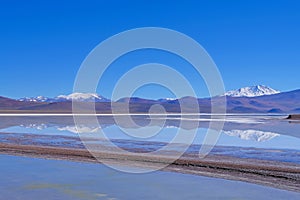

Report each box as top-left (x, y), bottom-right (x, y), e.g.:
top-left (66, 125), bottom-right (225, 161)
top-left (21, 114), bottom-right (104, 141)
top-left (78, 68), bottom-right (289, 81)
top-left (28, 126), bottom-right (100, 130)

top-left (0, 0), bottom-right (299, 99)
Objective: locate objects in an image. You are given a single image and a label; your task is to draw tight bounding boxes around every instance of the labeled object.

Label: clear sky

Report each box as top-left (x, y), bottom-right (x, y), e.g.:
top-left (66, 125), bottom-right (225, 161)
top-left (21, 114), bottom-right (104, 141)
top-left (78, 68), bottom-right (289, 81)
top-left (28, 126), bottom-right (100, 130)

top-left (0, 0), bottom-right (299, 99)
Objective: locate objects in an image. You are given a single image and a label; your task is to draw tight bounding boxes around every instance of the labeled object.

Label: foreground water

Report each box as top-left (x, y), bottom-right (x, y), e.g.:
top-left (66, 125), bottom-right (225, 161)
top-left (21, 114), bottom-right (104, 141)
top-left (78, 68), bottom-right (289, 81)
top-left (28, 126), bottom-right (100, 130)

top-left (1, 115), bottom-right (300, 199)
top-left (0, 115), bottom-right (299, 163)
top-left (0, 154), bottom-right (299, 200)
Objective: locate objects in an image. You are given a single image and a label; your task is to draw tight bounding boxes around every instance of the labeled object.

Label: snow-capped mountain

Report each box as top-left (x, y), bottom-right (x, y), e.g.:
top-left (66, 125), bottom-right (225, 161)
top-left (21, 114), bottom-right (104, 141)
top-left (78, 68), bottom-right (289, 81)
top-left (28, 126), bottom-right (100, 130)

top-left (18, 96), bottom-right (55, 102)
top-left (224, 85), bottom-right (280, 97)
top-left (157, 98), bottom-right (177, 102)
top-left (18, 93), bottom-right (110, 102)
top-left (55, 93), bottom-right (110, 102)
top-left (223, 129), bottom-right (280, 142)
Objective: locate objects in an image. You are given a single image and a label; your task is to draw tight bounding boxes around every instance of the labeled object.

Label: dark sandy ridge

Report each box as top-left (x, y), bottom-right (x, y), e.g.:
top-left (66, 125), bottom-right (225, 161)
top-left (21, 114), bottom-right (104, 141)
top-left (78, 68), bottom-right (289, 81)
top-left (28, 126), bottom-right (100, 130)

top-left (0, 143), bottom-right (299, 193)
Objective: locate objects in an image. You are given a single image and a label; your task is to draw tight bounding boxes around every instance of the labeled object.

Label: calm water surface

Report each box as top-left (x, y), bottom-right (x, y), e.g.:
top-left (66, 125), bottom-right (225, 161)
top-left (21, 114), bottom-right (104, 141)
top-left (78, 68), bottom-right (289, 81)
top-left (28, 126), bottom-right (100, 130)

top-left (0, 115), bottom-right (299, 163)
top-left (0, 115), bottom-right (300, 199)
top-left (1, 154), bottom-right (299, 200)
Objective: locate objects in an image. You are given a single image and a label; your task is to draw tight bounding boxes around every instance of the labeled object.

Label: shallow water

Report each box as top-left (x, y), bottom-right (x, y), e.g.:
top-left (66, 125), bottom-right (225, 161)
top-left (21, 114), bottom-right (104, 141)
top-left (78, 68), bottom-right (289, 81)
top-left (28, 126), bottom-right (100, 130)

top-left (0, 115), bottom-right (299, 163)
top-left (0, 154), bottom-right (299, 200)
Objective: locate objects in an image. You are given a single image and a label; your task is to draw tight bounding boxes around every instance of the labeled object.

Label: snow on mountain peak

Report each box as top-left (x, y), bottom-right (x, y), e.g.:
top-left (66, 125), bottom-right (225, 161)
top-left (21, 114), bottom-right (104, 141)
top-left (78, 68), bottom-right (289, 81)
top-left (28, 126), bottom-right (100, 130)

top-left (56, 93), bottom-right (109, 102)
top-left (18, 96), bottom-right (54, 102)
top-left (224, 85), bottom-right (280, 97)
top-left (18, 93), bottom-right (110, 102)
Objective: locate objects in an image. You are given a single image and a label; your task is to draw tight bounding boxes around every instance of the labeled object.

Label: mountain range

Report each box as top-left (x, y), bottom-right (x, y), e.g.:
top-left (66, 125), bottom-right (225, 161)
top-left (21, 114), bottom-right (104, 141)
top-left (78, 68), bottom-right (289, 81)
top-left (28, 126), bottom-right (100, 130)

top-left (17, 85), bottom-right (279, 103)
top-left (18, 93), bottom-right (110, 103)
top-left (0, 85), bottom-right (299, 113)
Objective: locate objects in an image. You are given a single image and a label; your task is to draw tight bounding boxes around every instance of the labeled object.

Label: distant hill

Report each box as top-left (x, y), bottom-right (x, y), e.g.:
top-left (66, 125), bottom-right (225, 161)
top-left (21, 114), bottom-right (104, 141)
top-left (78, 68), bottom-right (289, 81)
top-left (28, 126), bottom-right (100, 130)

top-left (0, 96), bottom-right (45, 110)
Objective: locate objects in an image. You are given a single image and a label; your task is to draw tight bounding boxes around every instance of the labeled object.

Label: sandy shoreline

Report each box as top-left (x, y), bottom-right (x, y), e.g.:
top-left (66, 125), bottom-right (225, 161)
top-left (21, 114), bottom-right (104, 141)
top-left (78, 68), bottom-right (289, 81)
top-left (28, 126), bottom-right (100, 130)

top-left (287, 114), bottom-right (300, 120)
top-left (0, 143), bottom-right (299, 193)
